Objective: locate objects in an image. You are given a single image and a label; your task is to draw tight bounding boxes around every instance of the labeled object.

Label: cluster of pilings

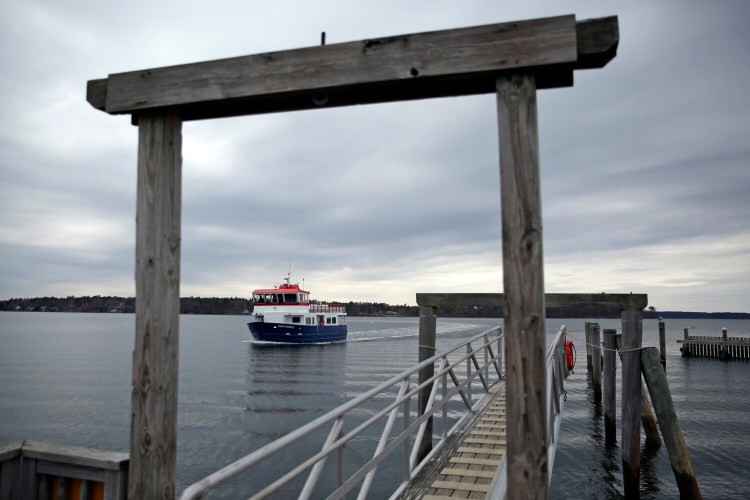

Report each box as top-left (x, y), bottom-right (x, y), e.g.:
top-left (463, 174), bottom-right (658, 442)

top-left (584, 320), bottom-right (702, 499)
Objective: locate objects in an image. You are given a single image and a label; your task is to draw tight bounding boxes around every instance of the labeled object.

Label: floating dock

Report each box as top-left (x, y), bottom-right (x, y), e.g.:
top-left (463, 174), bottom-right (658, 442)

top-left (677, 328), bottom-right (750, 359)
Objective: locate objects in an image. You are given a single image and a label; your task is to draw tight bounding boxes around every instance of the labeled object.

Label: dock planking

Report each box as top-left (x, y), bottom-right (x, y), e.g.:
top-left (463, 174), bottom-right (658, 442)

top-left (399, 385), bottom-right (507, 499)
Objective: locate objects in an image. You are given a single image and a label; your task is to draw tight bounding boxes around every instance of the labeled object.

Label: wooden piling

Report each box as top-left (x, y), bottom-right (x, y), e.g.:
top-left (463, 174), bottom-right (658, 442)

top-left (658, 320), bottom-right (666, 370)
top-left (602, 329), bottom-right (617, 447)
top-left (616, 333), bottom-right (661, 447)
top-left (131, 111), bottom-right (182, 500)
top-left (416, 306), bottom-right (437, 463)
top-left (591, 323), bottom-right (602, 403)
top-left (721, 328), bottom-right (728, 359)
top-left (682, 328), bottom-right (690, 357)
top-left (641, 348), bottom-right (702, 499)
top-left (496, 73), bottom-right (548, 499)
top-left (585, 322), bottom-right (593, 371)
top-left (621, 307), bottom-right (643, 498)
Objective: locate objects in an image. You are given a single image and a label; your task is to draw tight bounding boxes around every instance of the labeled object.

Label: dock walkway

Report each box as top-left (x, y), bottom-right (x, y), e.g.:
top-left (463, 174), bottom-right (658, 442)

top-left (400, 383), bottom-right (507, 499)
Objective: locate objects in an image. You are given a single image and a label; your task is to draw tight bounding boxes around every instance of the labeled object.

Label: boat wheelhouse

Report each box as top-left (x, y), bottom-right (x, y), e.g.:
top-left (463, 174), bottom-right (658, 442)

top-left (247, 276), bottom-right (347, 343)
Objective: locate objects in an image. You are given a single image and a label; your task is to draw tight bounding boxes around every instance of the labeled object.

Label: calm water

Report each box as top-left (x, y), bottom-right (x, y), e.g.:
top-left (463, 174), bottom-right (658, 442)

top-left (1, 312), bottom-right (749, 498)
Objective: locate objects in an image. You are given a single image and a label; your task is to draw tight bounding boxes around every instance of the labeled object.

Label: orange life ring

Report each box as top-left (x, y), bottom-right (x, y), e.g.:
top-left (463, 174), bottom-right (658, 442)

top-left (565, 339), bottom-right (576, 372)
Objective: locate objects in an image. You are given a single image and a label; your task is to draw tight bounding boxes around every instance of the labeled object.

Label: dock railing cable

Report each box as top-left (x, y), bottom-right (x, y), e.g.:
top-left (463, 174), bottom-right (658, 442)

top-left (180, 326), bottom-right (505, 500)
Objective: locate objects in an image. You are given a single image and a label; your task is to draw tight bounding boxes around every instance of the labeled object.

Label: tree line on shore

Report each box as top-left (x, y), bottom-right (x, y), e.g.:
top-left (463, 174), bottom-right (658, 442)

top-left (1, 296), bottom-right (748, 319)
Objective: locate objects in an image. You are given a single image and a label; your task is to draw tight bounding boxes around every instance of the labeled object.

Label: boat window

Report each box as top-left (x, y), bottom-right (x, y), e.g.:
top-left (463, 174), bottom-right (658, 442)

top-left (331, 317), bottom-right (337, 324)
top-left (292, 316), bottom-right (301, 323)
top-left (265, 294), bottom-right (273, 302)
top-left (284, 293), bottom-right (296, 303)
top-left (306, 317), bottom-right (313, 325)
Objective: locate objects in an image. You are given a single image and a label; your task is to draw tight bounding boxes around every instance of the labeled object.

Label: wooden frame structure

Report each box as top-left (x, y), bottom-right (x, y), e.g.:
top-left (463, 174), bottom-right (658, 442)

top-left (87, 14), bottom-right (619, 499)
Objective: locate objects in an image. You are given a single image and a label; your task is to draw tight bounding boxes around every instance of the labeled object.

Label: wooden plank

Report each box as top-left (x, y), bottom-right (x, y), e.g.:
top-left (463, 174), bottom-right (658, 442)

top-left (449, 457), bottom-right (498, 467)
top-left (18, 442), bottom-right (128, 471)
top-left (431, 481), bottom-right (489, 493)
top-left (130, 111), bottom-right (182, 500)
top-left (36, 460), bottom-right (106, 482)
top-left (456, 447), bottom-right (504, 455)
top-left (575, 16), bottom-right (620, 69)
top-left (440, 468), bottom-right (497, 479)
top-left (641, 348), bottom-right (702, 499)
top-left (0, 442), bottom-right (22, 462)
top-left (463, 438), bottom-right (507, 446)
top-left (497, 72), bottom-right (547, 498)
top-left (90, 16), bottom-right (579, 118)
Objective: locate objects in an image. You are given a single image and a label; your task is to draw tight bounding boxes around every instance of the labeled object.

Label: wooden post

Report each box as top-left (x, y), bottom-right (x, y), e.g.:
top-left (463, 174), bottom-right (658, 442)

top-left (591, 323), bottom-right (602, 403)
top-left (602, 328), bottom-right (617, 447)
top-left (496, 73), bottom-right (548, 498)
top-left (641, 348), bottom-right (702, 499)
top-left (658, 319), bottom-right (666, 370)
top-left (130, 111), bottom-right (182, 500)
top-left (621, 306), bottom-right (643, 499)
top-left (721, 328), bottom-right (728, 359)
top-left (682, 328), bottom-right (690, 357)
top-left (416, 306), bottom-right (437, 463)
top-left (616, 332), bottom-right (661, 446)
top-left (585, 321), bottom-right (593, 371)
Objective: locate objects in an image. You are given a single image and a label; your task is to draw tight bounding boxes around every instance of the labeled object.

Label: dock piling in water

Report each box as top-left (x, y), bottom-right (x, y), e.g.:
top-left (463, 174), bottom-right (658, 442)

top-left (602, 328), bottom-right (617, 447)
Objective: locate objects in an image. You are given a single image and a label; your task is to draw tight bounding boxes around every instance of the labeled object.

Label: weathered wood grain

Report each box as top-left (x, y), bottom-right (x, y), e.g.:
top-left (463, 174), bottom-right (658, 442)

top-left (575, 16), bottom-right (619, 69)
top-left (87, 16), bottom-right (619, 120)
top-left (416, 292), bottom-right (647, 317)
top-left (496, 73), bottom-right (547, 498)
top-left (620, 307), bottom-right (643, 498)
top-left (603, 328), bottom-right (617, 447)
top-left (641, 348), bottom-right (702, 499)
top-left (90, 16), bottom-right (577, 119)
top-left (591, 323), bottom-right (602, 402)
top-left (131, 111), bottom-right (182, 500)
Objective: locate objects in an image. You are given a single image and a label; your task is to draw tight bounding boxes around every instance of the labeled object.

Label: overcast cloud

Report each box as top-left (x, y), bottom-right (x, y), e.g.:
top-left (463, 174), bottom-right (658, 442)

top-left (1, 0), bottom-right (748, 312)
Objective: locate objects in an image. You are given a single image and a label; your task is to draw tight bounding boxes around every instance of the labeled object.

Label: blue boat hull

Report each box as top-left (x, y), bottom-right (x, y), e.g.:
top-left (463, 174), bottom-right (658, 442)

top-left (247, 322), bottom-right (347, 343)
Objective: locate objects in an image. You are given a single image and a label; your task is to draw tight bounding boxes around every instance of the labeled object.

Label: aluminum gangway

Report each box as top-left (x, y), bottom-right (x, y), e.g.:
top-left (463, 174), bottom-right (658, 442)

top-left (180, 325), bottom-right (569, 499)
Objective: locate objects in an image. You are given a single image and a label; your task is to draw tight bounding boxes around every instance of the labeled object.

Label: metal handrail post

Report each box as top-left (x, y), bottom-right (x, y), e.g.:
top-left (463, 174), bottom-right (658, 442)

top-left (442, 359), bottom-right (448, 439)
top-left (466, 343), bottom-right (472, 407)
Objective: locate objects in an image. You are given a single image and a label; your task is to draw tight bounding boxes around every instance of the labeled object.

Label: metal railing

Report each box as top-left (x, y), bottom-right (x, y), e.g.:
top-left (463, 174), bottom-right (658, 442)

top-left (309, 303), bottom-right (347, 314)
top-left (486, 324), bottom-right (568, 499)
top-left (180, 326), bottom-right (504, 500)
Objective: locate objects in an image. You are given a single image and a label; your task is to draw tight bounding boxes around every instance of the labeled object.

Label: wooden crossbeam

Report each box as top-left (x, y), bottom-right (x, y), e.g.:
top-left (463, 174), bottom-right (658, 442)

top-left (416, 292), bottom-right (647, 317)
top-left (87, 15), bottom-right (618, 121)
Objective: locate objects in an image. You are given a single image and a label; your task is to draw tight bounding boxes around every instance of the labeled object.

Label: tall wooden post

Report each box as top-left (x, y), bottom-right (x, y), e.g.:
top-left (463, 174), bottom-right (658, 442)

top-left (602, 328), bottom-right (617, 447)
top-left (641, 348), bottom-right (702, 498)
top-left (496, 73), bottom-right (548, 498)
top-left (658, 319), bottom-right (666, 370)
top-left (591, 323), bottom-right (602, 403)
top-left (621, 306), bottom-right (643, 499)
top-left (721, 328), bottom-right (728, 359)
top-left (584, 322), bottom-right (593, 371)
top-left (131, 111), bottom-right (182, 500)
top-left (416, 306), bottom-right (437, 463)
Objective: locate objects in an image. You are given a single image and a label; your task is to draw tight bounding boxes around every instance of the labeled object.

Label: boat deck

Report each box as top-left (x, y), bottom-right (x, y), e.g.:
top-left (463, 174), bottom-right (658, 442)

top-left (399, 383), bottom-right (507, 499)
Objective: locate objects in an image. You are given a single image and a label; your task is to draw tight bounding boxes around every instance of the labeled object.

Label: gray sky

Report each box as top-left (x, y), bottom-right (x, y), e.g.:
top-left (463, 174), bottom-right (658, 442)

top-left (1, 0), bottom-right (748, 312)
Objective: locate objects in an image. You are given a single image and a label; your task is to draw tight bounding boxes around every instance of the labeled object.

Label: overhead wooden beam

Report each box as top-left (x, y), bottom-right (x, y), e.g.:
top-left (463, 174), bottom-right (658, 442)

top-left (86, 15), bottom-right (618, 121)
top-left (416, 292), bottom-right (647, 317)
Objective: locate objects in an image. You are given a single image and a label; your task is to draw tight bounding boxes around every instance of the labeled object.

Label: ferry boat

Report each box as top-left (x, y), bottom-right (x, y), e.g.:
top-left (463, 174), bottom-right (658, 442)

top-left (247, 274), bottom-right (347, 343)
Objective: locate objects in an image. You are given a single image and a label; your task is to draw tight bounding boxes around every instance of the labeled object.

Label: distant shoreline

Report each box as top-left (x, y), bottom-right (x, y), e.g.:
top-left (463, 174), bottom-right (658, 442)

top-left (1, 296), bottom-right (748, 319)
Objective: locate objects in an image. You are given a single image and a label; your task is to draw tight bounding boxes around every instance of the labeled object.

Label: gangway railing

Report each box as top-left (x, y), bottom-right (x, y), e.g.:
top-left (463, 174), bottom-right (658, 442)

top-left (180, 327), bottom-right (504, 499)
top-left (487, 324), bottom-right (569, 499)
